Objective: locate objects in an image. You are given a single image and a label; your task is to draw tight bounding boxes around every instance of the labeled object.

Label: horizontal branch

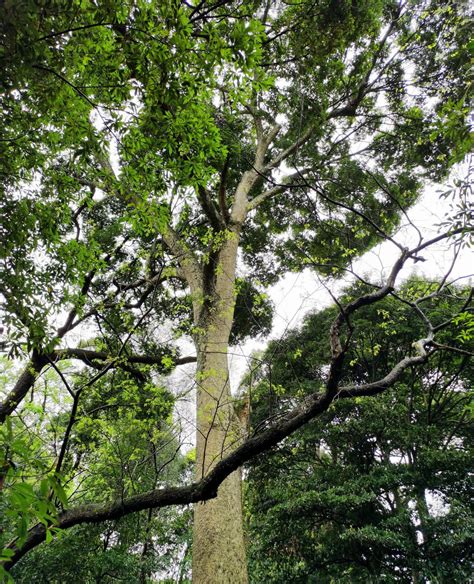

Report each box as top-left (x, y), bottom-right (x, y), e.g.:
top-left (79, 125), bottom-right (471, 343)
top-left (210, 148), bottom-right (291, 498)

top-left (428, 342), bottom-right (474, 358)
top-left (0, 349), bottom-right (196, 425)
top-left (53, 348), bottom-right (196, 370)
top-left (6, 324), bottom-right (434, 568)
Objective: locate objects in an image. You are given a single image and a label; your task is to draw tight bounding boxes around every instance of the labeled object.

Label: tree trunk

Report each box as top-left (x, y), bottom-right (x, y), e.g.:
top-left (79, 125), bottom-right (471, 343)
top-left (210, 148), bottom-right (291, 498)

top-left (191, 233), bottom-right (248, 583)
top-left (192, 344), bottom-right (247, 583)
top-left (193, 340), bottom-right (248, 584)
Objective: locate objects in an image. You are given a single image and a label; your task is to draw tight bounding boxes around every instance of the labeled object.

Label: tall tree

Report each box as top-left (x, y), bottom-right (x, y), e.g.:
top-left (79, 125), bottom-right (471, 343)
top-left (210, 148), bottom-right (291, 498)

top-left (0, 1), bottom-right (472, 581)
top-left (246, 278), bottom-right (473, 582)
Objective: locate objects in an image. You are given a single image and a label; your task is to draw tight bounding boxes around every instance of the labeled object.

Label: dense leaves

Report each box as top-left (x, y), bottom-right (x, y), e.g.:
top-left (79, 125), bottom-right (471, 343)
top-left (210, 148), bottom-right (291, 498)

top-left (0, 0), bottom-right (472, 579)
top-left (246, 280), bottom-right (473, 583)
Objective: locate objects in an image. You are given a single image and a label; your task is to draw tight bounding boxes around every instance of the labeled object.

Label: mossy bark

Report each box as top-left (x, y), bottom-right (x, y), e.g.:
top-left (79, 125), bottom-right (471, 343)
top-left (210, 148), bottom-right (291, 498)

top-left (192, 347), bottom-right (247, 583)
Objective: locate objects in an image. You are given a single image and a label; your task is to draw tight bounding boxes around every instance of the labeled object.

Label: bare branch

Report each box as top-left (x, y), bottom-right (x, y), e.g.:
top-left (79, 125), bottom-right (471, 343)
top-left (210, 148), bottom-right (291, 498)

top-left (428, 342), bottom-right (474, 358)
top-left (247, 168), bottom-right (311, 211)
top-left (262, 124), bottom-right (315, 174)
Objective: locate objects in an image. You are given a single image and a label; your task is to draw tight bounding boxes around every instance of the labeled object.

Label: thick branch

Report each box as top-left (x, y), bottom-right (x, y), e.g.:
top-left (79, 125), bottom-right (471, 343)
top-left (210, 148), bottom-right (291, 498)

top-left (197, 185), bottom-right (223, 229)
top-left (262, 124), bottom-right (315, 174)
top-left (229, 123), bottom-right (281, 225)
top-left (4, 239), bottom-right (448, 566)
top-left (247, 168), bottom-right (311, 211)
top-left (0, 352), bottom-right (48, 424)
top-left (162, 226), bottom-right (202, 295)
top-left (337, 338), bottom-right (432, 399)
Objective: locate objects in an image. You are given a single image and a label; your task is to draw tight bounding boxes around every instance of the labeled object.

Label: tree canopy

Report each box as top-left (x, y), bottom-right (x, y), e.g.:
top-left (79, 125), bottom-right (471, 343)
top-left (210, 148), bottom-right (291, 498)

top-left (0, 0), bottom-right (472, 581)
top-left (246, 278), bottom-right (473, 583)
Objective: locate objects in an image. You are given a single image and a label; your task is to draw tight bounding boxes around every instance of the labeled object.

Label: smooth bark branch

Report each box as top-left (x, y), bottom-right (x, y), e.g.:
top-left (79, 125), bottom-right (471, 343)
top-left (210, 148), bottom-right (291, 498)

top-left (229, 169), bottom-right (258, 225)
top-left (262, 124), bottom-right (315, 174)
top-left (229, 120), bottom-right (279, 226)
top-left (247, 168), bottom-right (312, 211)
top-left (162, 226), bottom-right (203, 296)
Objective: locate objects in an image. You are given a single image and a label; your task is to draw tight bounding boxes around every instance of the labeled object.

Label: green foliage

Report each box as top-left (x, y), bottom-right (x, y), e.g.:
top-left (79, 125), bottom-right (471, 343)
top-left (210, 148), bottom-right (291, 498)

top-left (1, 0), bottom-right (471, 348)
top-left (1, 362), bottom-right (192, 582)
top-left (246, 280), bottom-right (473, 583)
top-left (1, 0), bottom-right (268, 350)
top-left (230, 279), bottom-right (274, 345)
top-left (0, 0), bottom-right (472, 577)
top-left (11, 508), bottom-right (192, 583)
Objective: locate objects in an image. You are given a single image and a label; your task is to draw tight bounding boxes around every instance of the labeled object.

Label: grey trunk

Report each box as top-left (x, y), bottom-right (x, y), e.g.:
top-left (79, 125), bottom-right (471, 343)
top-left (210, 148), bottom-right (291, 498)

top-left (192, 341), bottom-right (248, 583)
top-left (186, 183), bottom-right (251, 583)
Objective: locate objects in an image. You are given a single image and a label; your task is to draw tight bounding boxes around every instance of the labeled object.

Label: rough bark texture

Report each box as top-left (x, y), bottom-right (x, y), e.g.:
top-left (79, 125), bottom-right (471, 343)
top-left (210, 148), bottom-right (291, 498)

top-left (193, 470), bottom-right (246, 583)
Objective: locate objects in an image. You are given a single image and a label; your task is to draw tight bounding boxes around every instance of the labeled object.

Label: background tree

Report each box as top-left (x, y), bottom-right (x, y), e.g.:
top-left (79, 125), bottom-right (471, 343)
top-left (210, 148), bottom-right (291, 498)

top-left (0, 1), bottom-right (472, 581)
top-left (246, 279), bottom-right (473, 583)
top-left (0, 354), bottom-right (193, 582)
top-left (10, 511), bottom-right (192, 584)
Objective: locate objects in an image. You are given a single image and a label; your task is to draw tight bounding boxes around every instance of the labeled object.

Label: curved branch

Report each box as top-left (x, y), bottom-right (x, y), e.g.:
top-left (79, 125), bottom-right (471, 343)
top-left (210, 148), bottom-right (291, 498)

top-left (4, 227), bottom-right (469, 567)
top-left (0, 349), bottom-right (196, 425)
top-left (336, 338), bottom-right (432, 399)
top-left (0, 352), bottom-right (48, 424)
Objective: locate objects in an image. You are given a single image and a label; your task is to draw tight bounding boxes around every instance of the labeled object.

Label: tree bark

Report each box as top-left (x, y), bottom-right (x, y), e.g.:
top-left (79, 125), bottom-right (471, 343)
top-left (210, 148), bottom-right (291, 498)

top-left (0, 351), bottom-right (48, 423)
top-left (192, 344), bottom-right (247, 583)
top-left (192, 232), bottom-right (248, 583)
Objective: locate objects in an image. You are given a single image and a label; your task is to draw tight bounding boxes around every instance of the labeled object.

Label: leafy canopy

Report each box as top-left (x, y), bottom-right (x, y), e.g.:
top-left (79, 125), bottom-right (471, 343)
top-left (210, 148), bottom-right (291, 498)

top-left (0, 0), bottom-right (472, 577)
top-left (246, 279), bottom-right (473, 583)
